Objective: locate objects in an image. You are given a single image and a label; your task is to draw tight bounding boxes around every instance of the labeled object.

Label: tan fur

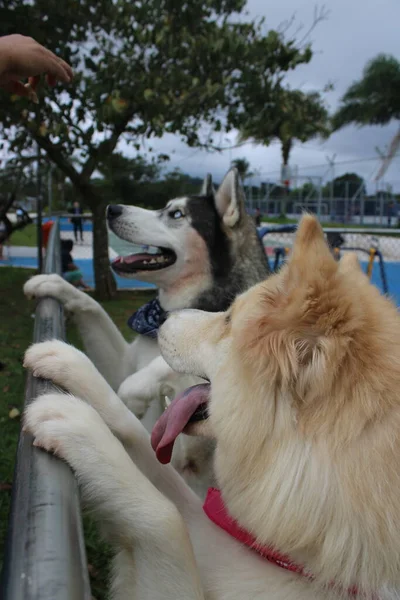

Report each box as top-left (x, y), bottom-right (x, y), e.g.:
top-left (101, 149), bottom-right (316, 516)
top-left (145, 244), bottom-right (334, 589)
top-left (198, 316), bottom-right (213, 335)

top-left (24, 214), bottom-right (400, 599)
top-left (205, 215), bottom-right (400, 595)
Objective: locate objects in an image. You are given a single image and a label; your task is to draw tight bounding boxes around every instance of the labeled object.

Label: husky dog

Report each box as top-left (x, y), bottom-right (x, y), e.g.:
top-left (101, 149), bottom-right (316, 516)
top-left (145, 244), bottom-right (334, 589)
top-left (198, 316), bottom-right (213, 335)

top-left (24, 215), bottom-right (400, 599)
top-left (24, 168), bottom-right (269, 497)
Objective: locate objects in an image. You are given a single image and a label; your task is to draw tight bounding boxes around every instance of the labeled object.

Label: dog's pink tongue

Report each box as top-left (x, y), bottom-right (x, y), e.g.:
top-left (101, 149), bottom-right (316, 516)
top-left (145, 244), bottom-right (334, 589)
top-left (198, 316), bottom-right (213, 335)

top-left (151, 384), bottom-right (210, 464)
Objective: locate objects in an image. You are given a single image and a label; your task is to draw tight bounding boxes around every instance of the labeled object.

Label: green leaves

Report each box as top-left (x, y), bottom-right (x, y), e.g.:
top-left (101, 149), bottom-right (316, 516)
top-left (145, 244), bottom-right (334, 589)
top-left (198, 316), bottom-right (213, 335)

top-left (333, 54), bottom-right (400, 130)
top-left (0, 0), bottom-right (313, 159)
top-left (239, 87), bottom-right (330, 164)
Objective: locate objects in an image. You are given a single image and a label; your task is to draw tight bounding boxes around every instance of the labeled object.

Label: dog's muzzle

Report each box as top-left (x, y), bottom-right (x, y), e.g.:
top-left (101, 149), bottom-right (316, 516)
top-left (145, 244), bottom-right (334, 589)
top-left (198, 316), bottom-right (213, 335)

top-left (107, 204), bottom-right (123, 221)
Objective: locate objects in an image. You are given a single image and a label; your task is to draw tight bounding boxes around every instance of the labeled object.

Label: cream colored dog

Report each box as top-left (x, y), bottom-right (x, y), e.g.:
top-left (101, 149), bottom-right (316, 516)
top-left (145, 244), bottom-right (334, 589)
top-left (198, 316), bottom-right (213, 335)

top-left (24, 215), bottom-right (400, 599)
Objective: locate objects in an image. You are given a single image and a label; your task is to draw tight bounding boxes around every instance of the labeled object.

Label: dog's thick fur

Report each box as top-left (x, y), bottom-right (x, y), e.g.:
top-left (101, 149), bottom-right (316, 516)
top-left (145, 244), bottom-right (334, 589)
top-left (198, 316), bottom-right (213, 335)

top-left (23, 169), bottom-right (269, 497)
top-left (24, 215), bottom-right (400, 599)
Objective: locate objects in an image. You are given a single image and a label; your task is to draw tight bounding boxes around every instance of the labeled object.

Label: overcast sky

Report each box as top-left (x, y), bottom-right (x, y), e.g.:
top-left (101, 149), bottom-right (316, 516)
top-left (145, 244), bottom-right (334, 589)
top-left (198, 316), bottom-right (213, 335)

top-left (122, 0), bottom-right (399, 192)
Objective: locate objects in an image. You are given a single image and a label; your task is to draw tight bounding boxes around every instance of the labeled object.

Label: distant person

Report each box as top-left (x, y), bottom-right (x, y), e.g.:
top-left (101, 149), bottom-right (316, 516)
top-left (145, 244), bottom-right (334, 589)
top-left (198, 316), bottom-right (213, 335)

top-left (69, 201), bottom-right (84, 243)
top-left (61, 239), bottom-right (90, 289)
top-left (16, 206), bottom-right (23, 223)
top-left (0, 220), bottom-right (7, 260)
top-left (0, 214), bottom-right (15, 260)
top-left (254, 207), bottom-right (262, 227)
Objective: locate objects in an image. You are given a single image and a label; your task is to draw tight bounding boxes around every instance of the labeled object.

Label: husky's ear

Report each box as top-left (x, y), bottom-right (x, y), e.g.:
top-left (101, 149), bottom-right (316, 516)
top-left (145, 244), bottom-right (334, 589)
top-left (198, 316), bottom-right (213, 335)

top-left (215, 168), bottom-right (245, 227)
top-left (288, 214), bottom-right (337, 280)
top-left (200, 173), bottom-right (214, 196)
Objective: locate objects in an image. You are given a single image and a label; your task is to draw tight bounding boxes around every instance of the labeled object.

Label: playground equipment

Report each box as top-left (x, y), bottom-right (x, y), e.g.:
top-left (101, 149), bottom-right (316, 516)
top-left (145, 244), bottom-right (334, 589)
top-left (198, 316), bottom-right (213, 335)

top-left (258, 225), bottom-right (389, 295)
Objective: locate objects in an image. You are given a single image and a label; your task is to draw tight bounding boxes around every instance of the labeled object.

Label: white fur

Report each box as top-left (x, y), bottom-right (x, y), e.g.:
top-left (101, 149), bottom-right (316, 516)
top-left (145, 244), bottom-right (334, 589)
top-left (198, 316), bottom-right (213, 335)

top-left (24, 340), bottom-right (328, 600)
top-left (23, 216), bottom-right (400, 599)
top-left (23, 272), bottom-right (209, 495)
top-left (22, 170), bottom-right (252, 499)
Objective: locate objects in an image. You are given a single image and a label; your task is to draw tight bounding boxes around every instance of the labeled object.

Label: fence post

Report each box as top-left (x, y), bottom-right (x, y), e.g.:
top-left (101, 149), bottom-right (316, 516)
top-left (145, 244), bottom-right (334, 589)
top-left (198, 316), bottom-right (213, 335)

top-left (0, 219), bottom-right (91, 600)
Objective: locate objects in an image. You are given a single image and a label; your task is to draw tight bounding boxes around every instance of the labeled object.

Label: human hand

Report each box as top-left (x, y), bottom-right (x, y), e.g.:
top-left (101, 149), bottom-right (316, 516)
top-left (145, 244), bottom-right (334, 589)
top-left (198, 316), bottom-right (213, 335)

top-left (0, 35), bottom-right (73, 102)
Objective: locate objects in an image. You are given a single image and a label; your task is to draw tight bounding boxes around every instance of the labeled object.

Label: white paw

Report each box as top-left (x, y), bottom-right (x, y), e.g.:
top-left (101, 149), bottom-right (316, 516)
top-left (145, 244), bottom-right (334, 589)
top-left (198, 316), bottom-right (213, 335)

top-left (117, 375), bottom-right (153, 419)
top-left (24, 340), bottom-right (92, 390)
top-left (23, 393), bottom-right (106, 462)
top-left (23, 273), bottom-right (70, 301)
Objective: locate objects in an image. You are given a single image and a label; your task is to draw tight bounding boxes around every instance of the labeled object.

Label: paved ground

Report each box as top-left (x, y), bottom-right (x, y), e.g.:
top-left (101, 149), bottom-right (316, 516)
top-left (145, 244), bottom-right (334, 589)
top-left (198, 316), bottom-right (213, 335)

top-left (1, 219), bottom-right (155, 290)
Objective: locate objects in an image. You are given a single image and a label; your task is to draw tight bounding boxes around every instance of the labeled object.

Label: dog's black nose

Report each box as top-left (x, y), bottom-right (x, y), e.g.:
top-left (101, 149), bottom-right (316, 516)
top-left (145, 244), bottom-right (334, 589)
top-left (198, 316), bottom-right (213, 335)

top-left (107, 205), bottom-right (123, 220)
top-left (158, 311), bottom-right (169, 327)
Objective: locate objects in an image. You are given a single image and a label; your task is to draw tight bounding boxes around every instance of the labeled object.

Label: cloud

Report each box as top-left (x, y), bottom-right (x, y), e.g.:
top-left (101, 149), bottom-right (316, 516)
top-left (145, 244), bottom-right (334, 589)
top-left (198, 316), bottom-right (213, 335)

top-left (126, 0), bottom-right (400, 192)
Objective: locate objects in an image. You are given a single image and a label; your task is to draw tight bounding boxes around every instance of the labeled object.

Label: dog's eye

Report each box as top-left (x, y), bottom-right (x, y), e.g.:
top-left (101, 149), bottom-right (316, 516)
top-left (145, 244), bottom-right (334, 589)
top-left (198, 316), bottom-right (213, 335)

top-left (169, 210), bottom-right (184, 220)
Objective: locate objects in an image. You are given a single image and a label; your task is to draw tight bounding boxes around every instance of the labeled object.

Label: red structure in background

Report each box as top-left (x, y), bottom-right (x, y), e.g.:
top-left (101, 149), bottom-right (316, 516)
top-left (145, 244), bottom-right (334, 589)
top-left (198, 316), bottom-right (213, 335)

top-left (41, 221), bottom-right (54, 249)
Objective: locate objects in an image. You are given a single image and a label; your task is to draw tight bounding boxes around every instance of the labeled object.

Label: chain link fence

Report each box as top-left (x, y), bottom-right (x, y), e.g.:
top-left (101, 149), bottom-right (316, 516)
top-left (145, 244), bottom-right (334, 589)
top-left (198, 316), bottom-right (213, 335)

top-left (56, 216), bottom-right (400, 302)
top-left (5, 213), bottom-right (398, 302)
top-left (259, 225), bottom-right (400, 303)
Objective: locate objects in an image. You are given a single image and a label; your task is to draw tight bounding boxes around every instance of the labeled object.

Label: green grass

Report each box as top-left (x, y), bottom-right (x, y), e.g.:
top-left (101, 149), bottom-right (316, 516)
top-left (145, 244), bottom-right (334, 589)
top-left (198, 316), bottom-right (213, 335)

top-left (8, 224), bottom-right (37, 247)
top-left (261, 216), bottom-right (298, 225)
top-left (0, 267), bottom-right (156, 598)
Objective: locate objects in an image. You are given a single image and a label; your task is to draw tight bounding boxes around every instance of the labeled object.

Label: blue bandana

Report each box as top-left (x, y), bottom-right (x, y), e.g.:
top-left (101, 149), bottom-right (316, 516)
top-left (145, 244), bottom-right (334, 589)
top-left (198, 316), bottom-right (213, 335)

top-left (127, 298), bottom-right (166, 338)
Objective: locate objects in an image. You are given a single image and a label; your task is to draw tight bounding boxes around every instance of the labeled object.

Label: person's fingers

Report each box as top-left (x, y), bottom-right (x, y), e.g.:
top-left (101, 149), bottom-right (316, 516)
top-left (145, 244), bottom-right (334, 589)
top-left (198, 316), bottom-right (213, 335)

top-left (1, 80), bottom-right (39, 103)
top-left (2, 80), bottom-right (29, 96)
top-left (44, 57), bottom-right (72, 82)
top-left (23, 81), bottom-right (39, 103)
top-left (0, 37), bottom-right (73, 89)
top-left (35, 46), bottom-right (73, 82)
top-left (56, 57), bottom-right (73, 81)
top-left (46, 74), bottom-right (57, 87)
top-left (28, 75), bottom-right (40, 91)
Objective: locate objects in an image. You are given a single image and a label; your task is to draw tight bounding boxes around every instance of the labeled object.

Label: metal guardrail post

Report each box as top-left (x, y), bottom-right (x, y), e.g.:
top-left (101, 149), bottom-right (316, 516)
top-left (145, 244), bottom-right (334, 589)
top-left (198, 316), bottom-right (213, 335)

top-left (1, 220), bottom-right (91, 600)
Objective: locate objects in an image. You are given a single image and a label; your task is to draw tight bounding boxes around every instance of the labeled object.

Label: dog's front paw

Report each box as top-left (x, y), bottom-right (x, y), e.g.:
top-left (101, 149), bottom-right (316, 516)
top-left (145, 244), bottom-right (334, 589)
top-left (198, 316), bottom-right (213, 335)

top-left (24, 393), bottom-right (106, 464)
top-left (117, 375), bottom-right (153, 419)
top-left (24, 340), bottom-right (91, 391)
top-left (24, 274), bottom-right (72, 302)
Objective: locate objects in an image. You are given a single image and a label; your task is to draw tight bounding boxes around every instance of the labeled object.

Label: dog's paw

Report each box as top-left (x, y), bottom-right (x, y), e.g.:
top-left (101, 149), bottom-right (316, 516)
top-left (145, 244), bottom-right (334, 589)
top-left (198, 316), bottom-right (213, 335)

top-left (117, 375), bottom-right (153, 419)
top-left (24, 274), bottom-right (71, 301)
top-left (24, 340), bottom-right (91, 389)
top-left (24, 393), bottom-right (107, 464)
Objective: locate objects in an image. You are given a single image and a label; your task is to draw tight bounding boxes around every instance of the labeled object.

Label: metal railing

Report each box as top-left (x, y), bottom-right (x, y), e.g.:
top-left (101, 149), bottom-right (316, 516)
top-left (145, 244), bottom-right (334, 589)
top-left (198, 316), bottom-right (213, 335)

top-left (1, 220), bottom-right (91, 600)
top-left (258, 225), bottom-right (395, 297)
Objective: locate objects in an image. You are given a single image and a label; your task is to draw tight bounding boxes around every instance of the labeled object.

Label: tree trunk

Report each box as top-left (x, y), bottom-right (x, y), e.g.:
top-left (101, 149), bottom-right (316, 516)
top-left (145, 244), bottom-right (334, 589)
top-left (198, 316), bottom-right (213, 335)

top-left (91, 199), bottom-right (117, 300)
top-left (280, 139), bottom-right (293, 218)
top-left (32, 136), bottom-right (117, 299)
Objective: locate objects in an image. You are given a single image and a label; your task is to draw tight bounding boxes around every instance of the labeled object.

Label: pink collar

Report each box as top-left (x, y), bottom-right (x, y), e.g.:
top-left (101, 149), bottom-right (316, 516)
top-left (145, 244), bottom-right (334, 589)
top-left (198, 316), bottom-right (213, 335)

top-left (203, 488), bottom-right (374, 598)
top-left (203, 487), bottom-right (308, 575)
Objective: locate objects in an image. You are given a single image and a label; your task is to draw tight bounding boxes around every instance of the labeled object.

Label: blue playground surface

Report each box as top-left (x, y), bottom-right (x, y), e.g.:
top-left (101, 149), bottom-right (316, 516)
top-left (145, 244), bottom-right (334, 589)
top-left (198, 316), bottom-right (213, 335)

top-left (1, 217), bottom-right (156, 291)
top-left (369, 261), bottom-right (400, 306)
top-left (0, 254), bottom-right (156, 290)
top-left (1, 217), bottom-right (399, 303)
top-left (2, 253), bottom-right (399, 304)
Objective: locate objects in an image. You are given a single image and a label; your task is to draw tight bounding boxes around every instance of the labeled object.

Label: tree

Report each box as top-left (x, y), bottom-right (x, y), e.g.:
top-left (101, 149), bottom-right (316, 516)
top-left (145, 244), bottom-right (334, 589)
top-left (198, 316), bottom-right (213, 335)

top-left (240, 88), bottom-right (330, 168)
top-left (326, 173), bottom-right (366, 199)
top-left (0, 0), bottom-right (312, 298)
top-left (230, 158), bottom-right (256, 182)
top-left (333, 54), bottom-right (400, 129)
top-left (239, 87), bottom-right (330, 214)
top-left (123, 168), bottom-right (206, 211)
top-left (95, 153), bottom-right (168, 206)
top-left (333, 55), bottom-right (400, 183)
